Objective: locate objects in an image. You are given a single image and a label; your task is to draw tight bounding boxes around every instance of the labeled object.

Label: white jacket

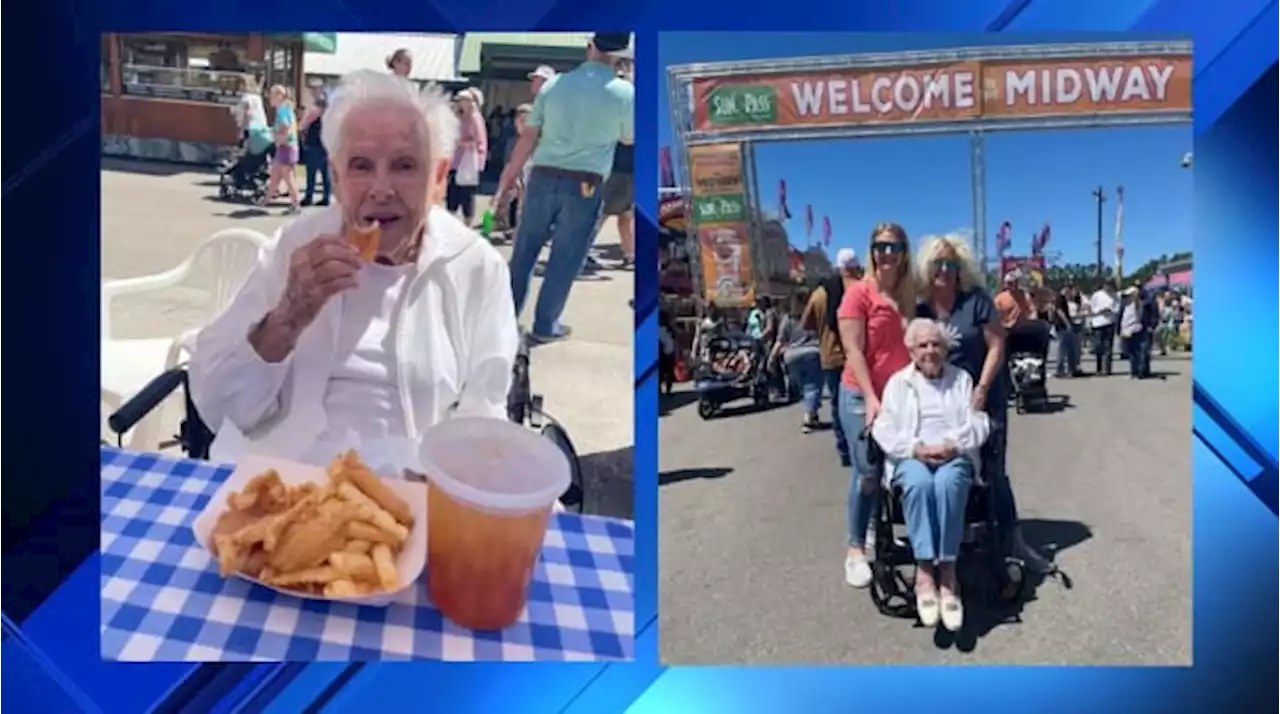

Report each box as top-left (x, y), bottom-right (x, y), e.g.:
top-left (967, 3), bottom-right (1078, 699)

top-left (870, 364), bottom-right (991, 485)
top-left (189, 204), bottom-right (519, 463)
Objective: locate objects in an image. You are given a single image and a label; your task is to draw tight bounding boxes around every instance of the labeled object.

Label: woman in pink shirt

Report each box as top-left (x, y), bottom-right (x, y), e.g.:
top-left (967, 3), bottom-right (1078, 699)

top-left (446, 88), bottom-right (488, 226)
top-left (836, 222), bottom-right (915, 588)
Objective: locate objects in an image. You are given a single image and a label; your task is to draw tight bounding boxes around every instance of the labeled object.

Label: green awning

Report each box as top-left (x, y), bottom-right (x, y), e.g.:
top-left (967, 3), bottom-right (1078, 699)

top-left (303, 33), bottom-right (338, 54)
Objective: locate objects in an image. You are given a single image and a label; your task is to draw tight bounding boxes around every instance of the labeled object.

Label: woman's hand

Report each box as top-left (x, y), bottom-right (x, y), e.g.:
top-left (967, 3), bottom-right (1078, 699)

top-left (863, 397), bottom-right (880, 428)
top-left (277, 236), bottom-right (362, 329)
top-left (970, 382), bottom-right (989, 411)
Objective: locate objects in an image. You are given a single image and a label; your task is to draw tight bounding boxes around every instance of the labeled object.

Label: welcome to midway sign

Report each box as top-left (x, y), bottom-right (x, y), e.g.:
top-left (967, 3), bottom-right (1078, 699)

top-left (688, 47), bottom-right (1192, 133)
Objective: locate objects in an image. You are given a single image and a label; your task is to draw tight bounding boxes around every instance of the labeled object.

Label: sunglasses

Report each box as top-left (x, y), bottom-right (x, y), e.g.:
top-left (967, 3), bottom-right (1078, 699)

top-left (933, 258), bottom-right (962, 273)
top-left (871, 241), bottom-right (905, 255)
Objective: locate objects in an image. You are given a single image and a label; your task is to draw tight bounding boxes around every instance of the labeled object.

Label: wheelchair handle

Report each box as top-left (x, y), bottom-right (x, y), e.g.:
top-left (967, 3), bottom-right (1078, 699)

top-left (108, 367), bottom-right (187, 437)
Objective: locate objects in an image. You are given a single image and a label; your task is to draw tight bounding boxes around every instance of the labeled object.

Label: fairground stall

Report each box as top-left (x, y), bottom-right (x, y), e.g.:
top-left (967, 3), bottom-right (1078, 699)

top-left (101, 33), bottom-right (328, 164)
top-left (666, 41), bottom-right (1193, 308)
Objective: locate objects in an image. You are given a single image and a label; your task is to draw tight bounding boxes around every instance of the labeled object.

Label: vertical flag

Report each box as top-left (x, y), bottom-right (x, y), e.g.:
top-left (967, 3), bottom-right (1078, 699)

top-left (777, 179), bottom-right (792, 220)
top-left (822, 216), bottom-right (832, 247)
top-left (995, 221), bottom-right (1012, 258)
top-left (659, 147), bottom-right (675, 189)
top-left (1032, 223), bottom-right (1051, 255)
top-left (804, 205), bottom-right (814, 246)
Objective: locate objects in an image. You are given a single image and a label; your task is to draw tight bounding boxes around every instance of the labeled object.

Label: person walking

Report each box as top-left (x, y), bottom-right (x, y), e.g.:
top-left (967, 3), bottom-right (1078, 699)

top-left (496, 34), bottom-right (634, 343)
top-left (298, 84), bottom-right (330, 206)
top-left (1087, 280), bottom-right (1119, 375)
top-left (801, 248), bottom-right (861, 467)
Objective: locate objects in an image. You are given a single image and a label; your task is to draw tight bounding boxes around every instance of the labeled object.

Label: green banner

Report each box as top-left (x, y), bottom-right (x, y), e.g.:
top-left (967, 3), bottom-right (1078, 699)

top-left (692, 194), bottom-right (747, 225)
top-left (705, 85), bottom-right (777, 126)
top-left (303, 33), bottom-right (338, 54)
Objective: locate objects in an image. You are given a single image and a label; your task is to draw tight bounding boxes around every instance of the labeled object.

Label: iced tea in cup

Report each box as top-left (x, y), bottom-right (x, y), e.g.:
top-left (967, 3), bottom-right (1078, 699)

top-left (418, 417), bottom-right (571, 630)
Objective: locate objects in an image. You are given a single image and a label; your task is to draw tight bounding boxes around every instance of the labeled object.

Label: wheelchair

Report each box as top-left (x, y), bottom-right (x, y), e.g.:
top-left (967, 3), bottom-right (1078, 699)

top-left (863, 426), bottom-right (1029, 623)
top-left (105, 331), bottom-right (586, 513)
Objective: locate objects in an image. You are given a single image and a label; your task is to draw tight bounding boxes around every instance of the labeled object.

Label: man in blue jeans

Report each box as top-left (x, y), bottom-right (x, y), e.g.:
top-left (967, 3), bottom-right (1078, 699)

top-left (496, 33), bottom-right (635, 343)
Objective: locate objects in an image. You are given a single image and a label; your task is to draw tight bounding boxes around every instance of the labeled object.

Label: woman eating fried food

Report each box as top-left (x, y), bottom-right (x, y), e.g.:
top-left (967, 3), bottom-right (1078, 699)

top-left (189, 70), bottom-right (519, 469)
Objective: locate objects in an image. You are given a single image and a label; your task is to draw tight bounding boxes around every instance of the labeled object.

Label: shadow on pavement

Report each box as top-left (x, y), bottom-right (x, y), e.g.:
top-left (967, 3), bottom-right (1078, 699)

top-left (580, 445), bottom-right (634, 520)
top-left (934, 517), bottom-right (1093, 654)
top-left (660, 467), bottom-right (732, 486)
top-left (102, 158), bottom-right (215, 177)
top-left (660, 390), bottom-right (699, 416)
top-left (1021, 395), bottom-right (1072, 414)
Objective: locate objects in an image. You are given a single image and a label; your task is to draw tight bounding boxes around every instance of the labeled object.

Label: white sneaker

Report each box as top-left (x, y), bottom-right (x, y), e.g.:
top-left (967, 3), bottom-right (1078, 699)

top-left (940, 594), bottom-right (964, 632)
top-left (845, 552), bottom-right (872, 588)
top-left (916, 592), bottom-right (940, 627)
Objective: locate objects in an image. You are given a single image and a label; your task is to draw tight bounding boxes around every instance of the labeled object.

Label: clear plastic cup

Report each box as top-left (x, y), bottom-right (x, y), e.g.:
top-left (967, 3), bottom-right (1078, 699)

top-left (418, 417), bottom-right (571, 630)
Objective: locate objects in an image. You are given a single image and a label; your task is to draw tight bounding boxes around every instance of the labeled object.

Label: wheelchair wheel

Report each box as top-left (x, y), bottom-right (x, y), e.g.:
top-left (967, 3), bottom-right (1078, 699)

top-left (997, 559), bottom-right (1029, 604)
top-left (869, 558), bottom-right (916, 619)
top-left (697, 399), bottom-right (718, 420)
top-left (541, 422), bottom-right (584, 514)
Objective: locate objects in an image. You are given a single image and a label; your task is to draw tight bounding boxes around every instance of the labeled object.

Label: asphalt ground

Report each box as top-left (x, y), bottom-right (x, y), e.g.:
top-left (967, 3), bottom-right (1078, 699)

top-left (658, 353), bottom-right (1192, 665)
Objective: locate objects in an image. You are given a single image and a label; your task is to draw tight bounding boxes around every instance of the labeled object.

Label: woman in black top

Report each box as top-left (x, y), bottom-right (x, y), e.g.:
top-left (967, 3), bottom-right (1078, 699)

top-left (299, 86), bottom-right (329, 206)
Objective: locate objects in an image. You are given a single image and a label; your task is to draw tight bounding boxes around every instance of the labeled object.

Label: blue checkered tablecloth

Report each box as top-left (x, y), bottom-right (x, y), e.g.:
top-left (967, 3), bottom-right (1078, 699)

top-left (99, 448), bottom-right (635, 661)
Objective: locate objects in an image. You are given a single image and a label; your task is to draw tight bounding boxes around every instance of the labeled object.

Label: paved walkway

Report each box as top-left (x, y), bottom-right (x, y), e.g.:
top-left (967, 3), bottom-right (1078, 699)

top-left (101, 159), bottom-right (633, 517)
top-left (658, 355), bottom-right (1192, 665)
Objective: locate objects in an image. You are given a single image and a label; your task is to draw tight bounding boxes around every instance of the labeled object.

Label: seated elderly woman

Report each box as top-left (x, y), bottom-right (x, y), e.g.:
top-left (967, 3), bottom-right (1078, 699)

top-left (871, 318), bottom-right (991, 631)
top-left (189, 69), bottom-right (518, 470)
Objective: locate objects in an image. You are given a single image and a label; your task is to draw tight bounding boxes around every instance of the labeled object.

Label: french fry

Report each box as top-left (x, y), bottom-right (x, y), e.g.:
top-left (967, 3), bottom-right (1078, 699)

top-left (336, 482), bottom-right (409, 543)
top-left (347, 520), bottom-right (400, 546)
top-left (328, 551), bottom-right (376, 581)
top-left (324, 579), bottom-right (373, 597)
top-left (342, 539), bottom-right (372, 554)
top-left (267, 566), bottom-right (341, 588)
top-left (370, 544), bottom-right (398, 590)
top-left (329, 451), bottom-right (415, 526)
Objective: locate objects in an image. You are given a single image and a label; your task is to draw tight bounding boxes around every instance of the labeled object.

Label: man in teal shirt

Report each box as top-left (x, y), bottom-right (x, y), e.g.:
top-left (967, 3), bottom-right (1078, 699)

top-left (498, 33), bottom-right (635, 342)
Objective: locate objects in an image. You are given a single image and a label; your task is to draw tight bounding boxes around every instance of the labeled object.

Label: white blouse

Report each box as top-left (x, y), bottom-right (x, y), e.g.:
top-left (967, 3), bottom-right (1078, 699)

top-left (321, 262), bottom-right (417, 444)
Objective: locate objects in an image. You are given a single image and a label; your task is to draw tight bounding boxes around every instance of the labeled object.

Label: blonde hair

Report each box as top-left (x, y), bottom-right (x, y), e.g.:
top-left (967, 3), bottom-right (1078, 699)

top-left (915, 233), bottom-right (986, 292)
top-left (867, 222), bottom-right (916, 319)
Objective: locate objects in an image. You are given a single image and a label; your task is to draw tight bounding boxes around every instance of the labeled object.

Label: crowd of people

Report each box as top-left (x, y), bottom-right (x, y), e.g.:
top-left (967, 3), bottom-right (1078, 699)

top-left (669, 225), bottom-right (1189, 630)
top-left (223, 33), bottom-right (634, 346)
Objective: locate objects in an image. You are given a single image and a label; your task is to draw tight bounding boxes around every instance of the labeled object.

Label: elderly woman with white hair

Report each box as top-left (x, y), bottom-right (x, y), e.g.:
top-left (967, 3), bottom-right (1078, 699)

top-left (189, 69), bottom-right (518, 470)
top-left (872, 318), bottom-right (991, 630)
top-left (914, 233), bottom-right (1050, 572)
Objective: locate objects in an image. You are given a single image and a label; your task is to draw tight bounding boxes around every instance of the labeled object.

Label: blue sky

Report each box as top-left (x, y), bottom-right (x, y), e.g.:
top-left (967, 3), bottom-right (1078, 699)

top-left (658, 32), bottom-right (1194, 267)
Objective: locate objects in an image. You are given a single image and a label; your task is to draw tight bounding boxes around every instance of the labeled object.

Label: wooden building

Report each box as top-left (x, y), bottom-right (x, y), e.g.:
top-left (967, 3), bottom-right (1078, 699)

top-left (101, 33), bottom-right (319, 164)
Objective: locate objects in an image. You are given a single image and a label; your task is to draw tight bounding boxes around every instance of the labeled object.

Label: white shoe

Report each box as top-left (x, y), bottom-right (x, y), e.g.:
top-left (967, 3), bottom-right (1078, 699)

top-left (916, 591), bottom-right (940, 627)
top-left (940, 594), bottom-right (964, 632)
top-left (844, 553), bottom-right (872, 588)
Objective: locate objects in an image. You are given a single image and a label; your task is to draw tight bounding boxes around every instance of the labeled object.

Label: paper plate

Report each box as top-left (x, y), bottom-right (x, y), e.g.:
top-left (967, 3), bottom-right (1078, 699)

top-left (191, 453), bottom-right (428, 606)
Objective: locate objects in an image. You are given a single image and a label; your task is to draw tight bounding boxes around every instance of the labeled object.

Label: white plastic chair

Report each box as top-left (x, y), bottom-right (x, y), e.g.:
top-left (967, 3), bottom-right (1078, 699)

top-left (102, 228), bottom-right (271, 451)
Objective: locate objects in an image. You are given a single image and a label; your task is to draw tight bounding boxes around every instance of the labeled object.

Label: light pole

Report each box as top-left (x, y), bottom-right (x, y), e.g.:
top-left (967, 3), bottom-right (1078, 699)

top-left (1092, 186), bottom-right (1106, 279)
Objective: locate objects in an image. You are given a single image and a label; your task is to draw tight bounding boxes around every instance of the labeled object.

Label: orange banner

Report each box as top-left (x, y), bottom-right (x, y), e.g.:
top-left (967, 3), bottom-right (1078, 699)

top-left (690, 54), bottom-right (1192, 131)
top-left (699, 224), bottom-right (755, 307)
top-left (688, 143), bottom-right (744, 196)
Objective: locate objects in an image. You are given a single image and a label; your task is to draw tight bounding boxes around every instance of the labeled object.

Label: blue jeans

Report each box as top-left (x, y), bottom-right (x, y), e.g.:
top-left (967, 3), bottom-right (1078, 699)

top-left (303, 149), bottom-right (330, 203)
top-left (894, 457), bottom-right (974, 562)
top-left (509, 171), bottom-right (604, 336)
top-left (838, 384), bottom-right (878, 547)
top-left (824, 368), bottom-right (849, 459)
top-left (785, 352), bottom-right (822, 416)
top-left (1055, 329), bottom-right (1080, 375)
top-left (1128, 329), bottom-right (1152, 377)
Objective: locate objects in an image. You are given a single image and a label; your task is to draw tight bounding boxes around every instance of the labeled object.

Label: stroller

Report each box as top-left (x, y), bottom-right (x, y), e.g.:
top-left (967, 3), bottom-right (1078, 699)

top-left (866, 425), bottom-right (1030, 624)
top-left (105, 331), bottom-right (587, 513)
top-left (1006, 320), bottom-right (1052, 414)
top-left (217, 141), bottom-right (274, 204)
top-left (693, 333), bottom-right (770, 420)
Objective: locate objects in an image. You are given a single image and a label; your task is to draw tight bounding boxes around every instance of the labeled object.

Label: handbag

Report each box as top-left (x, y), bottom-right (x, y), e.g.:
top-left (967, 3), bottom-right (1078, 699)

top-left (455, 148), bottom-right (481, 187)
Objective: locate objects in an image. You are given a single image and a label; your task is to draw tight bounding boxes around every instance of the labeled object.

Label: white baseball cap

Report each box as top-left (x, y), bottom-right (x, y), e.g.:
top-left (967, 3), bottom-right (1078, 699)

top-left (529, 65), bottom-right (557, 80)
top-left (835, 248), bottom-right (859, 270)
